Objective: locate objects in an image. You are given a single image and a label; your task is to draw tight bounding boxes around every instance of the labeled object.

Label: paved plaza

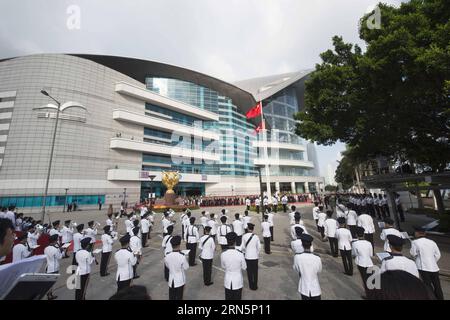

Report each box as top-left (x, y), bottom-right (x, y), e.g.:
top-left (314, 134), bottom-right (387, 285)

top-left (31, 204), bottom-right (450, 300)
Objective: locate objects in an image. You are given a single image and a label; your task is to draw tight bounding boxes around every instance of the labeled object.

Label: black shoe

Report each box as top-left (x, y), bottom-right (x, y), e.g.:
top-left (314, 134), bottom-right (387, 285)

top-left (205, 282), bottom-right (214, 286)
top-left (133, 275), bottom-right (140, 279)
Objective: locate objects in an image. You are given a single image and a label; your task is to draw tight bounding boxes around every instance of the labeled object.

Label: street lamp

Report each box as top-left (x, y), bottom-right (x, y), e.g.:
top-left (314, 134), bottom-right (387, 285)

top-left (123, 188), bottom-right (127, 208)
top-left (63, 188), bottom-right (69, 212)
top-left (40, 89), bottom-right (61, 222)
top-left (149, 174), bottom-right (156, 210)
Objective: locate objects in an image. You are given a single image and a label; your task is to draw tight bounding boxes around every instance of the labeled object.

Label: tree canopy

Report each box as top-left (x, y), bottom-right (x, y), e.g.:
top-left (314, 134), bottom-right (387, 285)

top-left (296, 0), bottom-right (450, 172)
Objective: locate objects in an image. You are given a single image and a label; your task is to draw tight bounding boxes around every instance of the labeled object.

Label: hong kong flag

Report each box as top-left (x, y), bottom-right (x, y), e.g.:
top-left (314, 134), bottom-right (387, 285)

top-left (255, 122), bottom-right (263, 133)
top-left (246, 101), bottom-right (262, 119)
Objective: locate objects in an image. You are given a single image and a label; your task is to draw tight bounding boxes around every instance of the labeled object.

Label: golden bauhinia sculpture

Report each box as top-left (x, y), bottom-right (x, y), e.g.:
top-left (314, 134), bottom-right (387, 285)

top-left (161, 171), bottom-right (181, 194)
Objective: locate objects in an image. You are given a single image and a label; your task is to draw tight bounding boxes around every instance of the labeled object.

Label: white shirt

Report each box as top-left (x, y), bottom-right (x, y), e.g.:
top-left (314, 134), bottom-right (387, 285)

top-left (125, 219), bottom-right (134, 235)
top-left (289, 211), bottom-right (296, 225)
top-left (335, 227), bottom-right (353, 250)
top-left (357, 214), bottom-right (375, 234)
top-left (218, 224), bottom-right (232, 245)
top-left (5, 211), bottom-right (15, 226)
top-left (261, 221), bottom-right (271, 238)
top-left (73, 232), bottom-right (83, 252)
top-left (346, 210), bottom-right (358, 226)
top-left (200, 216), bottom-right (208, 228)
top-left (184, 225), bottom-right (200, 243)
top-left (164, 251), bottom-right (189, 288)
top-left (141, 219), bottom-right (150, 233)
top-left (162, 234), bottom-right (173, 256)
top-left (130, 235), bottom-right (142, 255)
top-left (232, 220), bottom-right (244, 236)
top-left (207, 219), bottom-right (217, 236)
top-left (49, 228), bottom-right (61, 238)
top-left (324, 218), bottom-right (338, 238)
top-left (240, 232), bottom-right (260, 260)
top-left (255, 198), bottom-right (261, 206)
top-left (101, 233), bottom-right (114, 253)
top-left (245, 199), bottom-right (251, 206)
top-left (199, 234), bottom-right (216, 260)
top-left (61, 226), bottom-right (73, 244)
top-left (317, 212), bottom-right (327, 227)
top-left (27, 231), bottom-right (39, 248)
top-left (380, 227), bottom-right (403, 252)
top-left (410, 237), bottom-right (441, 272)
top-left (162, 218), bottom-right (173, 234)
top-left (84, 227), bottom-right (97, 244)
top-left (221, 248), bottom-right (247, 289)
top-left (75, 249), bottom-right (95, 275)
top-left (45, 245), bottom-right (63, 273)
top-left (115, 248), bottom-right (137, 281)
top-left (293, 252), bottom-right (322, 297)
top-left (267, 213), bottom-right (274, 227)
top-left (12, 243), bottom-right (31, 262)
top-left (352, 239), bottom-right (373, 267)
top-left (312, 207), bottom-right (319, 220)
top-left (182, 217), bottom-right (191, 231)
top-left (281, 196), bottom-right (288, 204)
top-left (380, 254), bottom-right (419, 278)
top-left (242, 216), bottom-right (251, 230)
top-left (106, 218), bottom-right (114, 230)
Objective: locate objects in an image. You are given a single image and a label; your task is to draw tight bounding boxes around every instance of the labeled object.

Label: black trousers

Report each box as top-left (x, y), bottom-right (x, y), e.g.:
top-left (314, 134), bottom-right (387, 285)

top-left (419, 270), bottom-right (444, 300)
top-left (72, 252), bottom-right (78, 273)
top-left (225, 288), bottom-right (242, 300)
top-left (375, 206), bottom-right (382, 219)
top-left (364, 233), bottom-right (374, 250)
top-left (301, 294), bottom-right (321, 300)
top-left (283, 204), bottom-right (287, 213)
top-left (318, 226), bottom-right (325, 238)
top-left (181, 225), bottom-right (185, 239)
top-left (246, 205), bottom-right (250, 211)
top-left (133, 263), bottom-right (138, 278)
top-left (256, 205), bottom-right (259, 213)
top-left (269, 226), bottom-right (274, 241)
top-left (75, 274), bottom-right (89, 300)
top-left (328, 237), bottom-right (338, 257)
top-left (169, 283), bottom-right (184, 300)
top-left (236, 235), bottom-right (242, 247)
top-left (100, 251), bottom-right (111, 276)
top-left (141, 233), bottom-right (148, 247)
top-left (117, 279), bottom-right (131, 292)
top-left (397, 205), bottom-right (405, 222)
top-left (164, 265), bottom-right (169, 281)
top-left (358, 266), bottom-right (369, 297)
top-left (273, 205), bottom-right (277, 213)
top-left (202, 258), bottom-right (213, 284)
top-left (186, 242), bottom-right (197, 266)
top-left (246, 259), bottom-right (258, 290)
top-left (349, 225), bottom-right (357, 239)
top-left (315, 219), bottom-right (319, 231)
top-left (221, 244), bottom-right (227, 251)
top-left (263, 237), bottom-right (271, 254)
top-left (340, 249), bottom-right (353, 275)
top-left (383, 205), bottom-right (390, 217)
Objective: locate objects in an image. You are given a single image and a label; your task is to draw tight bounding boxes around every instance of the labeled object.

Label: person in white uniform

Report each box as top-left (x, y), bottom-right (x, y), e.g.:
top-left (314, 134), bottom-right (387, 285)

top-left (289, 205), bottom-right (296, 225)
top-left (352, 226), bottom-right (373, 298)
top-left (346, 208), bottom-right (358, 238)
top-left (410, 226), bottom-right (443, 300)
top-left (379, 217), bottom-right (403, 253)
top-left (261, 215), bottom-right (271, 254)
top-left (218, 216), bottom-right (232, 251)
top-left (84, 221), bottom-right (98, 244)
top-left (232, 213), bottom-right (244, 246)
top-left (162, 211), bottom-right (174, 237)
top-left (44, 234), bottom-right (63, 300)
top-left (199, 225), bottom-right (215, 285)
top-left (312, 201), bottom-right (320, 230)
top-left (324, 211), bottom-right (339, 257)
top-left (293, 234), bottom-right (322, 300)
top-left (72, 224), bottom-right (84, 268)
top-left (335, 217), bottom-right (353, 275)
top-left (162, 225), bottom-right (174, 281)
top-left (115, 234), bottom-right (137, 292)
top-left (75, 237), bottom-right (96, 300)
top-left (357, 211), bottom-right (375, 250)
top-left (221, 232), bottom-right (247, 300)
top-left (140, 212), bottom-right (151, 247)
top-left (380, 235), bottom-right (419, 278)
top-left (240, 223), bottom-right (260, 290)
top-left (291, 214), bottom-right (307, 240)
top-left (12, 233), bottom-right (31, 262)
top-left (317, 206), bottom-right (327, 239)
top-left (184, 217), bottom-right (200, 266)
top-left (200, 211), bottom-right (209, 232)
top-left (100, 225), bottom-right (116, 277)
top-left (130, 227), bottom-right (142, 279)
top-left (164, 235), bottom-right (189, 300)
top-left (61, 220), bottom-right (73, 257)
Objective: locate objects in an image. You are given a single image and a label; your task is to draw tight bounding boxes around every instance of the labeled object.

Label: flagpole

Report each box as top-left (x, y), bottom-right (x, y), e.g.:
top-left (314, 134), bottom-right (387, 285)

top-left (260, 101), bottom-right (272, 204)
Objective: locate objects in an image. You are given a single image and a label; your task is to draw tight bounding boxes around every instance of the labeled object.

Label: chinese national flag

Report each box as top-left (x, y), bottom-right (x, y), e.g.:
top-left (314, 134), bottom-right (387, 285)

top-left (246, 102), bottom-right (262, 119)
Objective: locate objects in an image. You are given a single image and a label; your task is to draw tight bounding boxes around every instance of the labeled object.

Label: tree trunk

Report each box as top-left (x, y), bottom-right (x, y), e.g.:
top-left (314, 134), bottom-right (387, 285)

top-left (415, 187), bottom-right (423, 209)
top-left (432, 188), bottom-right (445, 215)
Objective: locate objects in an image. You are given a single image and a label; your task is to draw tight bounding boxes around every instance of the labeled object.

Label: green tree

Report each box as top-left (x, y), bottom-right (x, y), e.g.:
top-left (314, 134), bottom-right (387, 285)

top-left (324, 185), bottom-right (338, 192)
top-left (296, 0), bottom-right (450, 172)
top-left (296, 0), bottom-right (449, 213)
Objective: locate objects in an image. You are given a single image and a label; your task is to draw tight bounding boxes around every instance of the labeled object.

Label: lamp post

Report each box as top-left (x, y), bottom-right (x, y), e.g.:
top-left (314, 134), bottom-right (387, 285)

top-left (256, 165), bottom-right (265, 217)
top-left (149, 174), bottom-right (156, 210)
top-left (40, 90), bottom-right (61, 222)
top-left (123, 188), bottom-right (127, 208)
top-left (63, 188), bottom-right (69, 212)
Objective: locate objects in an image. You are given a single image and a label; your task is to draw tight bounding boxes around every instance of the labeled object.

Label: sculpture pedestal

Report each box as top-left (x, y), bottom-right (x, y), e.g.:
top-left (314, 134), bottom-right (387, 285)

top-left (164, 192), bottom-right (177, 206)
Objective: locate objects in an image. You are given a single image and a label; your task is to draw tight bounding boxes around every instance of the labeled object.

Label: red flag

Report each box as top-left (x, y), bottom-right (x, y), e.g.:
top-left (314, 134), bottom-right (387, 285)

top-left (246, 102), bottom-right (262, 119)
top-left (255, 122), bottom-right (263, 133)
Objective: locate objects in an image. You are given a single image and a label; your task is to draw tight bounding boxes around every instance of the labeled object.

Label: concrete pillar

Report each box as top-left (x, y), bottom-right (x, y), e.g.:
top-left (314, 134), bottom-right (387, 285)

top-left (275, 182), bottom-right (280, 192)
top-left (304, 182), bottom-right (310, 193)
top-left (316, 182), bottom-right (320, 193)
top-left (291, 182), bottom-right (296, 193)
